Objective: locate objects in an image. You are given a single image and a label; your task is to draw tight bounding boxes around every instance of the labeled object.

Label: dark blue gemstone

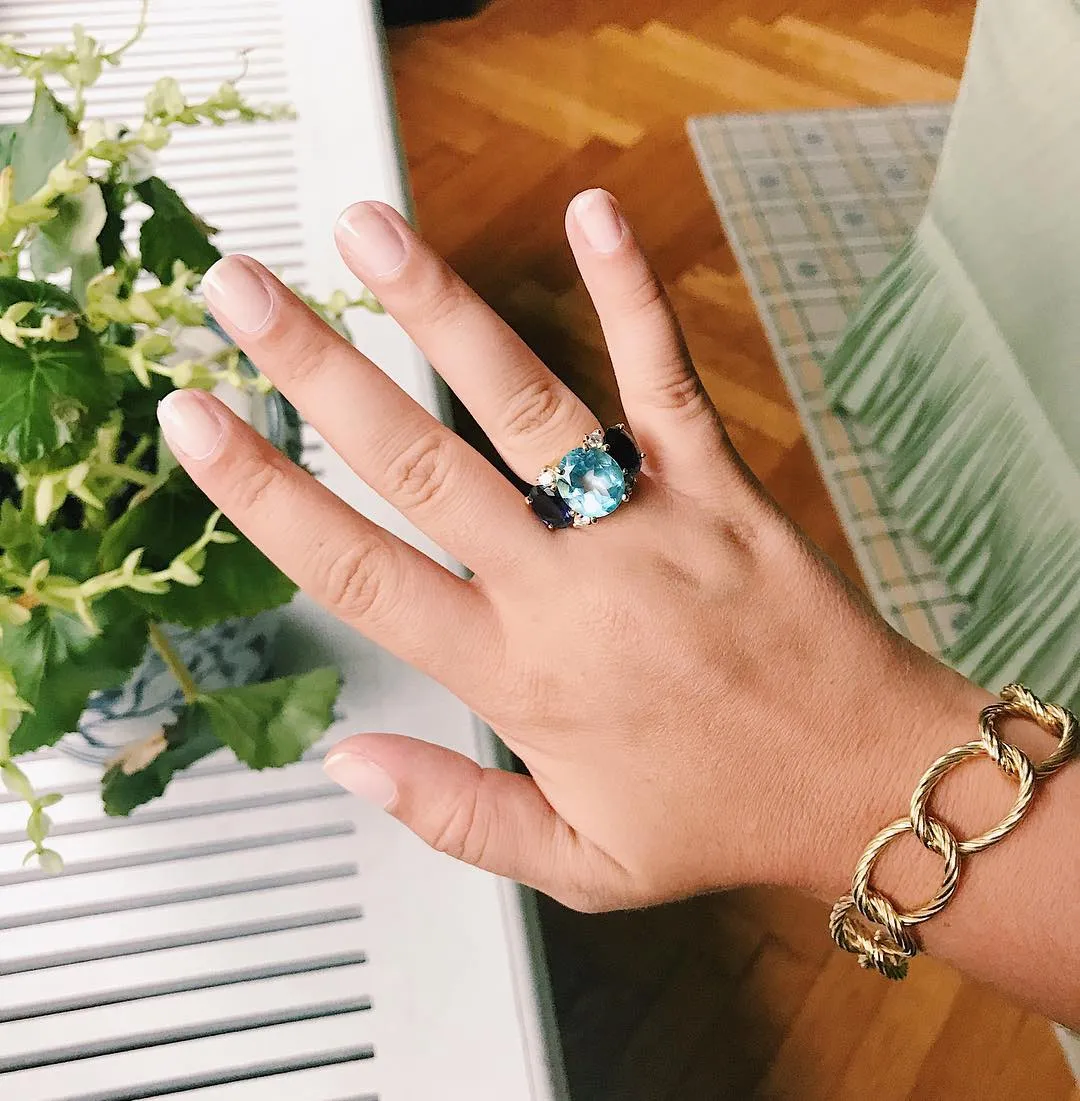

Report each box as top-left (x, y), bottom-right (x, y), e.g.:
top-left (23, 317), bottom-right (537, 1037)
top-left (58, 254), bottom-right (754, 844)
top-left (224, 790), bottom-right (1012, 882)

top-left (527, 485), bottom-right (573, 529)
top-left (604, 425), bottom-right (642, 477)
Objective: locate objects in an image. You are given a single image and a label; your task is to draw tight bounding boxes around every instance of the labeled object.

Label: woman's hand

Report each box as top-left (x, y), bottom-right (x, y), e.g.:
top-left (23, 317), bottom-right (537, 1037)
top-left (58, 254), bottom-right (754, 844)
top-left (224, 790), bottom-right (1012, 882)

top-left (156, 191), bottom-right (984, 913)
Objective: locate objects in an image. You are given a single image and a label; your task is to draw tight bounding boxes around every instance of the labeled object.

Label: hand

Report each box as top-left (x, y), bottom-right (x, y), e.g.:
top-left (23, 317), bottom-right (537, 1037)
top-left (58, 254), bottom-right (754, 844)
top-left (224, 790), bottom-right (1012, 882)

top-left (157, 191), bottom-right (980, 912)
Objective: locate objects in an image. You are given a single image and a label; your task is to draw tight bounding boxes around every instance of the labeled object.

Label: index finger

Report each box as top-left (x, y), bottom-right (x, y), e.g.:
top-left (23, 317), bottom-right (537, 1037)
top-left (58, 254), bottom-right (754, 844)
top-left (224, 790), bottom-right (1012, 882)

top-left (156, 388), bottom-right (499, 690)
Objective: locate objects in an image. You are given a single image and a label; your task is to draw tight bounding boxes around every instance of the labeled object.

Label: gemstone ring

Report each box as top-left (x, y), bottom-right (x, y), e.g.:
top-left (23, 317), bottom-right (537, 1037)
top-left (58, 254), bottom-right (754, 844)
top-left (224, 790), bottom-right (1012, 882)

top-left (526, 425), bottom-right (644, 529)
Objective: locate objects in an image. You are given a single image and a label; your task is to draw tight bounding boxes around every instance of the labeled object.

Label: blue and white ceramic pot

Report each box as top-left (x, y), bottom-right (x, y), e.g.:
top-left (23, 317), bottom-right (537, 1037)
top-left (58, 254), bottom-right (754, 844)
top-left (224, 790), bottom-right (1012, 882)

top-left (59, 381), bottom-right (302, 766)
top-left (64, 611), bottom-right (284, 765)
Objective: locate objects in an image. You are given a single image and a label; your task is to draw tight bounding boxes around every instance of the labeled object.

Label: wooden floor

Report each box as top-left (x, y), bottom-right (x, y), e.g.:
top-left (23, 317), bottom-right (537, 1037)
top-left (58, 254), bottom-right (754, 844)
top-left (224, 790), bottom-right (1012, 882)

top-left (386, 4), bottom-right (1078, 1098)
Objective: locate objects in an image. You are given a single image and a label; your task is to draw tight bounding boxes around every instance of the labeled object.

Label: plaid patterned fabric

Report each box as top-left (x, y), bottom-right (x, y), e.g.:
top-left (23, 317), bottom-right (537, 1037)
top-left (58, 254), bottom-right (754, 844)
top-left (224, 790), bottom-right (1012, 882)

top-left (688, 106), bottom-right (968, 659)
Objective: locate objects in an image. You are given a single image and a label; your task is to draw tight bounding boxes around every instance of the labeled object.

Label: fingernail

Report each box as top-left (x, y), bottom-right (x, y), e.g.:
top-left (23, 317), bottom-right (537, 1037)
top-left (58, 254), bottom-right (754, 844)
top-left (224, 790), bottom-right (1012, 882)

top-left (202, 256), bottom-right (274, 333)
top-left (324, 752), bottom-right (398, 809)
top-left (157, 390), bottom-right (224, 461)
top-left (337, 202), bottom-right (407, 278)
top-left (572, 189), bottom-right (626, 254)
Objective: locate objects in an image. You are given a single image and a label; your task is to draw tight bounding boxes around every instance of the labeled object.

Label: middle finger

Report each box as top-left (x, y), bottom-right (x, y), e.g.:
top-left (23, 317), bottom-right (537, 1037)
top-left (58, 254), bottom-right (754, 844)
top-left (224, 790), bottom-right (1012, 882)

top-left (334, 201), bottom-right (601, 480)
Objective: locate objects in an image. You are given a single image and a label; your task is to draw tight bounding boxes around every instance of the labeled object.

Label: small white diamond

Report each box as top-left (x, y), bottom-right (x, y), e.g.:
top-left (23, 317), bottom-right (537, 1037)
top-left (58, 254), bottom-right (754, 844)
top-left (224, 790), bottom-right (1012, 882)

top-left (584, 429), bottom-right (604, 448)
top-left (572, 514), bottom-right (593, 528)
top-left (537, 467), bottom-right (556, 488)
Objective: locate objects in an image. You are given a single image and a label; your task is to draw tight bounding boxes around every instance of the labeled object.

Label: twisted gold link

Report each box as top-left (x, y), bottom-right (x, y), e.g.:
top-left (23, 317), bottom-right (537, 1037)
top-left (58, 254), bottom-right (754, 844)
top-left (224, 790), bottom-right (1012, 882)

top-left (830, 685), bottom-right (1078, 980)
top-left (851, 816), bottom-right (961, 926)
top-left (910, 740), bottom-right (1036, 855)
top-left (991, 683), bottom-right (1078, 778)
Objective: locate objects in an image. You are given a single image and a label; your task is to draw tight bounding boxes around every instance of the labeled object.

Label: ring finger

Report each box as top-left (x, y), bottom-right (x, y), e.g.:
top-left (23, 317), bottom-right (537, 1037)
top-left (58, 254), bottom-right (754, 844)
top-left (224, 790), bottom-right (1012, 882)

top-left (201, 256), bottom-right (542, 576)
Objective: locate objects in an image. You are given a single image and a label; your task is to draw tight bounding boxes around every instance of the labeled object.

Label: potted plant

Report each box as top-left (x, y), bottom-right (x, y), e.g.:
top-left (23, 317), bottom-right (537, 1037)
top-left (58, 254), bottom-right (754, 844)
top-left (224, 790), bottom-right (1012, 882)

top-left (0, 4), bottom-right (367, 870)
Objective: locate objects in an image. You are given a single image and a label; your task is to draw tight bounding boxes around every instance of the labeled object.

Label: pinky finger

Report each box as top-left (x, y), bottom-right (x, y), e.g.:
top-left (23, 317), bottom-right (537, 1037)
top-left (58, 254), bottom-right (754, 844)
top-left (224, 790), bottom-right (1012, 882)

top-left (565, 189), bottom-right (742, 498)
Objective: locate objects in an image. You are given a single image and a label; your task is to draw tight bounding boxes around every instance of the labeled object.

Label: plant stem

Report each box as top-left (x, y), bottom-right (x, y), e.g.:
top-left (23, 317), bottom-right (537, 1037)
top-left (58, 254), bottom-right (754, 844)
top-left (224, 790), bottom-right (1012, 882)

top-left (147, 622), bottom-right (199, 704)
top-left (106, 0), bottom-right (151, 62)
top-left (98, 461), bottom-right (154, 486)
top-left (126, 470), bottom-right (170, 511)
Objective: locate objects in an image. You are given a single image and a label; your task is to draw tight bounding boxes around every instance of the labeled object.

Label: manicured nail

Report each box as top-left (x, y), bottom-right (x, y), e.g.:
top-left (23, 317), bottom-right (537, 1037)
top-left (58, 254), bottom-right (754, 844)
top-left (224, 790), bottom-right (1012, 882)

top-left (201, 255), bottom-right (274, 332)
top-left (572, 189), bottom-right (626, 254)
top-left (157, 390), bottom-right (224, 461)
top-left (337, 202), bottom-right (407, 278)
top-left (323, 752), bottom-right (398, 809)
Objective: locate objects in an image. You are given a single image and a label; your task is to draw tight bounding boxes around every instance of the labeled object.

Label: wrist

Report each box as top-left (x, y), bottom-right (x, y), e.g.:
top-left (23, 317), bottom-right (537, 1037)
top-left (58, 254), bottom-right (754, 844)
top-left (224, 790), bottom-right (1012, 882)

top-left (783, 656), bottom-right (1002, 906)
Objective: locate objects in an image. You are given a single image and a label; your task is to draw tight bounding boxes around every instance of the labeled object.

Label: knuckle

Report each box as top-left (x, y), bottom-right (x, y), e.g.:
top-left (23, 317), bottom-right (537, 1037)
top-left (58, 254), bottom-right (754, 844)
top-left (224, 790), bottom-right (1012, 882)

top-left (500, 375), bottom-right (568, 445)
top-left (384, 430), bottom-right (455, 511)
top-left (270, 315), bottom-right (338, 384)
top-left (429, 785), bottom-right (490, 867)
top-left (718, 515), bottom-right (763, 561)
top-left (321, 536), bottom-right (396, 623)
top-left (712, 494), bottom-right (788, 568)
top-left (620, 268), bottom-right (669, 316)
top-left (649, 367), bottom-right (709, 416)
top-left (230, 454), bottom-right (281, 514)
top-left (418, 265), bottom-right (469, 330)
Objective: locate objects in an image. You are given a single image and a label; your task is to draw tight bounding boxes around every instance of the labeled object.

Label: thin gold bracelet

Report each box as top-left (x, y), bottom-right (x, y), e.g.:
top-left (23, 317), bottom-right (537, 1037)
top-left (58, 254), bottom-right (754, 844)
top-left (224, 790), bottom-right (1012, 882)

top-left (830, 684), bottom-right (1078, 979)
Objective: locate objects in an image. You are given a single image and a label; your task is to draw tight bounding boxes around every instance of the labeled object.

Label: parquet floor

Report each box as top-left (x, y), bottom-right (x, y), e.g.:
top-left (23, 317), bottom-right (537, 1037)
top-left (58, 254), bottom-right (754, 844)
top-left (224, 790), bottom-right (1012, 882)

top-left (386, 4), bottom-right (1079, 1098)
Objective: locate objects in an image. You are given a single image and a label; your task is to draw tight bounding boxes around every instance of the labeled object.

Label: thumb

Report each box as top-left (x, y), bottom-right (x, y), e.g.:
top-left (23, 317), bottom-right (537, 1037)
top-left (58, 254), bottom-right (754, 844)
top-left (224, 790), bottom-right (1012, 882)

top-left (323, 733), bottom-right (629, 911)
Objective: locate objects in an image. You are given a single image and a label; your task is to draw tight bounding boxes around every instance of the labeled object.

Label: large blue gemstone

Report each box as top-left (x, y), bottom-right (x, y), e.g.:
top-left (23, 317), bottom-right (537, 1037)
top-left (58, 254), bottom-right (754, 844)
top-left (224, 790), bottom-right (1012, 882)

top-left (556, 447), bottom-right (626, 518)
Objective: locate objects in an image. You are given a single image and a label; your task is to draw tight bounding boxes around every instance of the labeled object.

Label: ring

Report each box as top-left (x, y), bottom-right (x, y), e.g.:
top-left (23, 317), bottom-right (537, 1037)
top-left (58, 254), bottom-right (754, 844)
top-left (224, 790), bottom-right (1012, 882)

top-left (526, 425), bottom-right (644, 529)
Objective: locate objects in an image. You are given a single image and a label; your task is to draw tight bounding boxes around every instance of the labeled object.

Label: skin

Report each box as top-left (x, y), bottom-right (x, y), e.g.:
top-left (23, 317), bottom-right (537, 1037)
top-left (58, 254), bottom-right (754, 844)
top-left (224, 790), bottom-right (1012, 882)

top-left (157, 191), bottom-right (1080, 1031)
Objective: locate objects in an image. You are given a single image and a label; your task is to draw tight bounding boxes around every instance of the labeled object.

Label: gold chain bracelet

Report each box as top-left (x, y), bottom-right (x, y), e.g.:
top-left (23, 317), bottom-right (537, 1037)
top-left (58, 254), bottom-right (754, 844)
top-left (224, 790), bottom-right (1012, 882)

top-left (830, 684), bottom-right (1078, 980)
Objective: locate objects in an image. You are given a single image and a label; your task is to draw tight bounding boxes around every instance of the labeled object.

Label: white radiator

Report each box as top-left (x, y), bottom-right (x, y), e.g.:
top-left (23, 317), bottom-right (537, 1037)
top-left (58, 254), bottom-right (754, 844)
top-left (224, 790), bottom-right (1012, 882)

top-left (0, 2), bottom-right (565, 1098)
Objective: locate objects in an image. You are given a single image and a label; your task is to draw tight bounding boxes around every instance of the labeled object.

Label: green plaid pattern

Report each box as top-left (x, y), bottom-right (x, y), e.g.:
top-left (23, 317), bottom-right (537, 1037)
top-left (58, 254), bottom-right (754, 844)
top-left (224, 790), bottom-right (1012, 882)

top-left (688, 106), bottom-right (967, 659)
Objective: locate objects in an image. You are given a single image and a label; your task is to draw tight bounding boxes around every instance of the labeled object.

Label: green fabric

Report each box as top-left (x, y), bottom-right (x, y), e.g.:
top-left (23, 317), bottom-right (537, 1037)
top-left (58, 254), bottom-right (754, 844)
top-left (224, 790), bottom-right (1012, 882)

top-left (824, 0), bottom-right (1080, 710)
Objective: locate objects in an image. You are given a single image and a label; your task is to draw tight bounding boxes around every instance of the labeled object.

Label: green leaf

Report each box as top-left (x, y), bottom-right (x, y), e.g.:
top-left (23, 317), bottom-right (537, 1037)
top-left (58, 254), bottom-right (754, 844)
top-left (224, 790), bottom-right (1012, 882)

top-left (30, 184), bottom-right (106, 303)
top-left (97, 180), bottom-right (127, 268)
top-left (41, 528), bottom-right (99, 581)
top-left (7, 86), bottom-right (73, 202)
top-left (101, 706), bottom-right (221, 816)
top-left (98, 468), bottom-right (297, 628)
top-left (135, 176), bottom-right (221, 284)
top-left (0, 278), bottom-right (109, 464)
top-left (198, 667), bottom-right (341, 770)
top-left (1, 597), bottom-right (147, 754)
top-left (102, 666), bottom-right (341, 809)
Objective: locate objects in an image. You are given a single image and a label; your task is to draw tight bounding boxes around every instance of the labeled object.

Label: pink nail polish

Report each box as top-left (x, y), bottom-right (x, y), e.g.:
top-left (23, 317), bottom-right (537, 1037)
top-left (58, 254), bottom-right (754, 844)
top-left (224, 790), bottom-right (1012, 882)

top-left (572, 189), bottom-right (626, 254)
top-left (157, 390), bottom-right (224, 461)
top-left (336, 203), bottom-right (407, 278)
top-left (202, 256), bottom-right (274, 333)
top-left (323, 752), bottom-right (398, 809)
